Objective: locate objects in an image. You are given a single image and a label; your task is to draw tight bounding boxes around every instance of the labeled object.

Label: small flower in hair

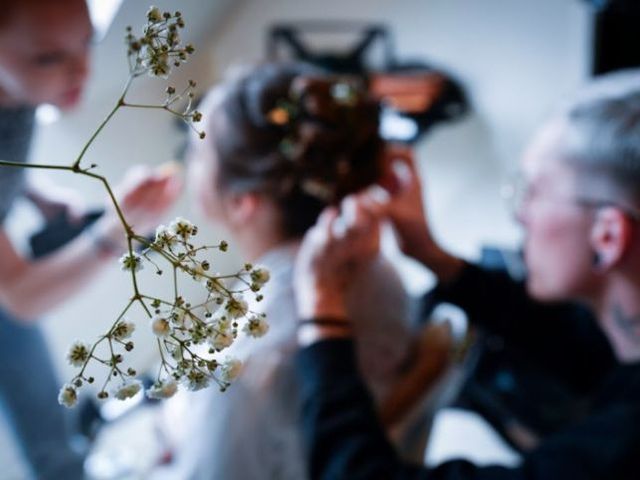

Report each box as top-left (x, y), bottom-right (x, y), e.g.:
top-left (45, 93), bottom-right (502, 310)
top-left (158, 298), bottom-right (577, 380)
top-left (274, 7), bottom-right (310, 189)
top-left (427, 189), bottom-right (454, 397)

top-left (266, 99), bottom-right (299, 127)
top-left (331, 81), bottom-right (360, 107)
top-left (302, 179), bottom-right (335, 203)
top-left (279, 137), bottom-right (298, 161)
top-left (267, 107), bottom-right (290, 126)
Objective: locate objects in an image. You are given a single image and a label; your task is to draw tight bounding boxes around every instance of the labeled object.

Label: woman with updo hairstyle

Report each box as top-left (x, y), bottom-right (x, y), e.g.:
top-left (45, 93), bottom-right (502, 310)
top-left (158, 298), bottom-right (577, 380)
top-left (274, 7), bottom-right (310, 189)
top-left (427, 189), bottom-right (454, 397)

top-left (196, 63), bottom-right (384, 239)
top-left (152, 63), bottom-right (417, 480)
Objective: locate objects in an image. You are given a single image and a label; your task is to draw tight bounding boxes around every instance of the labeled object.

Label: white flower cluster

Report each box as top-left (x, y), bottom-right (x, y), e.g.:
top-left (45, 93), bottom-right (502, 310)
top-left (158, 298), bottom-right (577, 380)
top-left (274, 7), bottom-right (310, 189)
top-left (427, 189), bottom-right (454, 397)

top-left (126, 7), bottom-right (193, 79)
top-left (56, 10), bottom-right (267, 409)
top-left (124, 8), bottom-right (205, 139)
top-left (60, 217), bottom-right (270, 407)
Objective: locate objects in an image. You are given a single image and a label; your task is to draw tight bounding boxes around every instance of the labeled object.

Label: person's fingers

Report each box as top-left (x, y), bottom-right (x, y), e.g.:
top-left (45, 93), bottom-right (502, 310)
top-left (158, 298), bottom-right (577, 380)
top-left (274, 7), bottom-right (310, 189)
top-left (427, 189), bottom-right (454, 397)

top-left (326, 207), bottom-right (346, 245)
top-left (349, 193), bottom-right (385, 234)
top-left (166, 172), bottom-right (184, 198)
top-left (391, 160), bottom-right (415, 189)
top-left (116, 165), bottom-right (153, 196)
top-left (317, 206), bottom-right (339, 230)
top-left (335, 196), bottom-right (357, 237)
top-left (308, 206), bottom-right (338, 246)
top-left (124, 173), bottom-right (174, 208)
top-left (357, 185), bottom-right (391, 218)
top-left (143, 174), bottom-right (182, 213)
top-left (379, 144), bottom-right (418, 195)
top-left (386, 144), bottom-right (415, 170)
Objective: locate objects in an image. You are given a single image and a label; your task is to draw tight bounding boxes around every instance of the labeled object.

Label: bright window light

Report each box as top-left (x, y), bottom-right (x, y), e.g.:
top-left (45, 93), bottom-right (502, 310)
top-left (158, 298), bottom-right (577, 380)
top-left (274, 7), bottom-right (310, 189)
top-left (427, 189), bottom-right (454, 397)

top-left (87, 0), bottom-right (124, 41)
top-left (36, 104), bottom-right (61, 125)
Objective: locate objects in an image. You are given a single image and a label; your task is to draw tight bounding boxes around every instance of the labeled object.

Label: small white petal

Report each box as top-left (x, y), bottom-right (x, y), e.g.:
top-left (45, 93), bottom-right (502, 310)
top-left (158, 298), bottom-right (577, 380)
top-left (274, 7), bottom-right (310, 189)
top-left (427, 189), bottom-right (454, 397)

top-left (112, 380), bottom-right (143, 400)
top-left (58, 384), bottom-right (78, 408)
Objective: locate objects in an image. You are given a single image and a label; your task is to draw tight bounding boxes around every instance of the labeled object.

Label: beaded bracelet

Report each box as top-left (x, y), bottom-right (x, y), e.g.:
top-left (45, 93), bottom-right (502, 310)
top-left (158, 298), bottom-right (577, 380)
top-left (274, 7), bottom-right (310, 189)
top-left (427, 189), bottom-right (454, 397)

top-left (298, 317), bottom-right (353, 329)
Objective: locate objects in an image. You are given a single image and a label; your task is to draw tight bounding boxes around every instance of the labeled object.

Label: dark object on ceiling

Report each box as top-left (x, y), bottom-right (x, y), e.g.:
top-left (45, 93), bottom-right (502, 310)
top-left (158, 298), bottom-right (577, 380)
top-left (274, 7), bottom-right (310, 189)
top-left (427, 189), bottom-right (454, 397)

top-left (267, 21), bottom-right (469, 144)
top-left (590, 0), bottom-right (640, 75)
top-left (582, 0), bottom-right (640, 12)
top-left (581, 0), bottom-right (640, 75)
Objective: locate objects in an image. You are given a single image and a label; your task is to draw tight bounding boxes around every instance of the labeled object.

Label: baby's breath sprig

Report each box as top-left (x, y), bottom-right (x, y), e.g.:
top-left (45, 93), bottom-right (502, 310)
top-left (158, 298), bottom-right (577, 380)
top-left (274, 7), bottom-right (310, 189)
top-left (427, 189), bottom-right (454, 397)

top-left (120, 9), bottom-right (205, 139)
top-left (126, 7), bottom-right (192, 79)
top-left (0, 6), bottom-right (270, 408)
top-left (63, 216), bottom-right (270, 404)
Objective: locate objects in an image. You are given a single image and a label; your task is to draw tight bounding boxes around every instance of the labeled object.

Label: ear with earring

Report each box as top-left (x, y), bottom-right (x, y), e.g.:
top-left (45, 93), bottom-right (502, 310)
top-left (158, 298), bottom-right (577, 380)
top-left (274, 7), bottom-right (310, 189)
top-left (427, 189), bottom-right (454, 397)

top-left (592, 251), bottom-right (603, 270)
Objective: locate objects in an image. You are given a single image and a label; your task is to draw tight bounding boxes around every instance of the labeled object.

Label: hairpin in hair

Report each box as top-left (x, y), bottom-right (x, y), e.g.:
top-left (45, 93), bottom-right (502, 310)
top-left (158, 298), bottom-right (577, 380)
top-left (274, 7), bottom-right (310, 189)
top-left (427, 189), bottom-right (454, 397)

top-left (330, 81), bottom-right (361, 107)
top-left (265, 77), bottom-right (367, 202)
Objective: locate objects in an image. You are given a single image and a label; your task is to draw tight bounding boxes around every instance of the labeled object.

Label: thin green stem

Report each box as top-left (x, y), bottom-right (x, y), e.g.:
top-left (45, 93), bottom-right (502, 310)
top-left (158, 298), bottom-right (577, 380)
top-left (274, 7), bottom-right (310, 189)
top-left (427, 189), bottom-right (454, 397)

top-left (72, 75), bottom-right (135, 170)
top-left (173, 265), bottom-right (179, 300)
top-left (81, 170), bottom-right (132, 234)
top-left (122, 102), bottom-right (166, 110)
top-left (72, 103), bottom-right (121, 170)
top-left (0, 160), bottom-right (75, 172)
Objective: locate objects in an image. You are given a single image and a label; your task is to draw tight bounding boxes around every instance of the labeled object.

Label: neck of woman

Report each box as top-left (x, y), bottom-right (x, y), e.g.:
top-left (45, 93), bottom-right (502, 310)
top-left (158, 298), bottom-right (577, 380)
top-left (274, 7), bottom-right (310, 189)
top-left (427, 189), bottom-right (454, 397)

top-left (233, 221), bottom-right (293, 263)
top-left (596, 276), bottom-right (640, 364)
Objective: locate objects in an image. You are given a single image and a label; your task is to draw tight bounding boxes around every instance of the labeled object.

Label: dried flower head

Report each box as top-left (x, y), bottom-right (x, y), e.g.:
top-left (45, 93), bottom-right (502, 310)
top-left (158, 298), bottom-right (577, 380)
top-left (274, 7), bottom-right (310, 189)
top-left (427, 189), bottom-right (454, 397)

top-left (119, 252), bottom-right (143, 272)
top-left (243, 315), bottom-right (269, 338)
top-left (250, 267), bottom-right (270, 288)
top-left (154, 224), bottom-right (178, 248)
top-left (112, 379), bottom-right (143, 400)
top-left (151, 315), bottom-right (171, 338)
top-left (67, 341), bottom-right (90, 367)
top-left (226, 297), bottom-right (249, 319)
top-left (169, 217), bottom-right (197, 240)
top-left (220, 358), bottom-right (242, 383)
top-left (58, 384), bottom-right (78, 408)
top-left (112, 321), bottom-right (135, 340)
top-left (54, 4), bottom-right (270, 408)
top-left (127, 7), bottom-right (193, 79)
top-left (183, 368), bottom-right (211, 391)
top-left (147, 379), bottom-right (178, 399)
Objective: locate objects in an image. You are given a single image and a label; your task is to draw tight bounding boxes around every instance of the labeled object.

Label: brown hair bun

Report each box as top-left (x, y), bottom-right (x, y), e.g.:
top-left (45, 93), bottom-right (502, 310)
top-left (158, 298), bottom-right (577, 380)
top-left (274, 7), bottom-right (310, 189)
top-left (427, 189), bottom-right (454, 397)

top-left (208, 62), bottom-right (383, 238)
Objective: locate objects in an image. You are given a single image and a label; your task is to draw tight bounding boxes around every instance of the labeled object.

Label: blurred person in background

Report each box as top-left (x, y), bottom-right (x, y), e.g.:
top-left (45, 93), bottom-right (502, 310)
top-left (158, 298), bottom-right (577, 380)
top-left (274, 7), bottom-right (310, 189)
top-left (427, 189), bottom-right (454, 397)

top-left (151, 63), bottom-right (422, 480)
top-left (0, 0), bottom-right (181, 478)
top-left (294, 70), bottom-right (640, 479)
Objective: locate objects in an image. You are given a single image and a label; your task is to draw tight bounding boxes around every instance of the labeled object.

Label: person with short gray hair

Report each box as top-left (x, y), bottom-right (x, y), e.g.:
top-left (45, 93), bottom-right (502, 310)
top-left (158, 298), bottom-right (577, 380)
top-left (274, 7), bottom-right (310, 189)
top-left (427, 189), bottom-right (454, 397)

top-left (558, 74), bottom-right (640, 216)
top-left (292, 70), bottom-right (640, 479)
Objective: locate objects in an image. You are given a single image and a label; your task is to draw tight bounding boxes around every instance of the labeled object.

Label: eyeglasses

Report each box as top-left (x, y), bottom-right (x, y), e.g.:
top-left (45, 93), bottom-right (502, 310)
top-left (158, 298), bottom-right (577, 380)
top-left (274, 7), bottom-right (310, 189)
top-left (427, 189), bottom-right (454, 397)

top-left (501, 174), bottom-right (640, 222)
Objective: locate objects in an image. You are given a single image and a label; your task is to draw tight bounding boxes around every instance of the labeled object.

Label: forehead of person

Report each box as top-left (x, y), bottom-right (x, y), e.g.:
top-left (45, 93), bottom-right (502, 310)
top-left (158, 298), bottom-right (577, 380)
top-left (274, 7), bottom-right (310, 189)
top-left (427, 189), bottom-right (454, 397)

top-left (0, 0), bottom-right (92, 108)
top-left (521, 117), bottom-right (582, 196)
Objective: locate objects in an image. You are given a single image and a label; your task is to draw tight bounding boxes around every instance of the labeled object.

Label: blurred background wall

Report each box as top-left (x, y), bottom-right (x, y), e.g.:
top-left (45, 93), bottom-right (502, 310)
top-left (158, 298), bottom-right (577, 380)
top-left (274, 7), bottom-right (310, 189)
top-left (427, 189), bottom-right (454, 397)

top-left (1, 0), bottom-right (593, 476)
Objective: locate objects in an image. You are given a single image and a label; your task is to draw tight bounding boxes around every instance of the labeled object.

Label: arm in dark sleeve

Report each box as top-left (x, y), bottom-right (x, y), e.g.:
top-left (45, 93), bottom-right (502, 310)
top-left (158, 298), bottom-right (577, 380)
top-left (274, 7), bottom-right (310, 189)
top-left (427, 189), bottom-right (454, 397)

top-left (297, 339), bottom-right (529, 480)
top-left (423, 262), bottom-right (553, 342)
top-left (297, 339), bottom-right (636, 480)
top-left (423, 263), bottom-right (615, 392)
